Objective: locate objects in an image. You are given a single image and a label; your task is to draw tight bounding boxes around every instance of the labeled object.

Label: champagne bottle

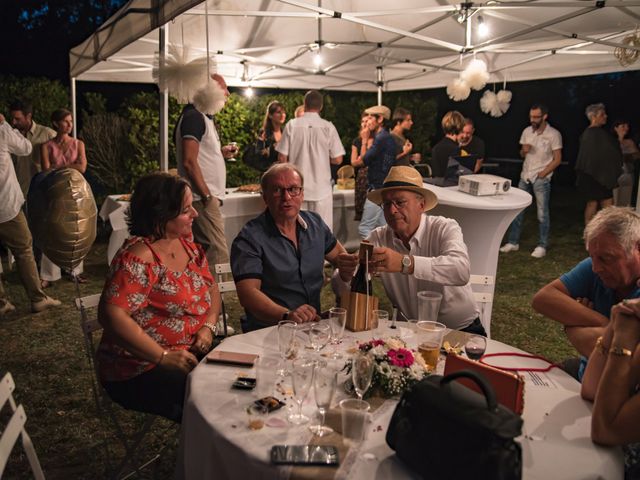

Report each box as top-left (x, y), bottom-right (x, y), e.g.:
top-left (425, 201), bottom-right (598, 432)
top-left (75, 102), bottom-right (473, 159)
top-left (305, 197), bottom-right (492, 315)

top-left (350, 262), bottom-right (372, 294)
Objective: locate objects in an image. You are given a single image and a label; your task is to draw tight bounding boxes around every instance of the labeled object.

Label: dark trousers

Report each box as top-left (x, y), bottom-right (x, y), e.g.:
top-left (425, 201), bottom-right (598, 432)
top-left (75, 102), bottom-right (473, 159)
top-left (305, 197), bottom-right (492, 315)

top-left (460, 317), bottom-right (487, 337)
top-left (103, 365), bottom-right (188, 423)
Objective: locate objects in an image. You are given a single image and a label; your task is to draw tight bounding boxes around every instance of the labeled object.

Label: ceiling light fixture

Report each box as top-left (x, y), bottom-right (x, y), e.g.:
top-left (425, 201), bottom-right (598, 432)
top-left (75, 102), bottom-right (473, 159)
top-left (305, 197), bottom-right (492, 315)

top-left (477, 16), bottom-right (489, 38)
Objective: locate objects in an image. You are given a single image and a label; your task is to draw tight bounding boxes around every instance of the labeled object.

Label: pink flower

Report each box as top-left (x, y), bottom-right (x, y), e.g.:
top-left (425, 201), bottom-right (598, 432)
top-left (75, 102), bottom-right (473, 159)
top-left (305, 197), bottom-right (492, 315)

top-left (387, 348), bottom-right (414, 368)
top-left (371, 339), bottom-right (385, 347)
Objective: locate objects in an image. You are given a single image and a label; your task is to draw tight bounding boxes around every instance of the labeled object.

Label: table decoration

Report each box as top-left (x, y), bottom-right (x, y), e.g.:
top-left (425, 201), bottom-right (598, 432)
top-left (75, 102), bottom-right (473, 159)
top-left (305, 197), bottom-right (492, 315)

top-left (346, 337), bottom-right (429, 398)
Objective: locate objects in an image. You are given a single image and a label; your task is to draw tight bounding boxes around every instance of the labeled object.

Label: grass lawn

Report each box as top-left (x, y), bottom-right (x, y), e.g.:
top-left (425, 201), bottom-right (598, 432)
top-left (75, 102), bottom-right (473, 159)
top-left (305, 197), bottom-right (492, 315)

top-left (0, 184), bottom-right (589, 479)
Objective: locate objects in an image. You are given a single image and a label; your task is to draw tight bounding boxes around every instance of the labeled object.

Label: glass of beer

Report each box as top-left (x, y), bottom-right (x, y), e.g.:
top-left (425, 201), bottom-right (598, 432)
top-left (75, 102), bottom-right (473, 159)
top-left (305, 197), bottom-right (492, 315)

top-left (416, 321), bottom-right (446, 372)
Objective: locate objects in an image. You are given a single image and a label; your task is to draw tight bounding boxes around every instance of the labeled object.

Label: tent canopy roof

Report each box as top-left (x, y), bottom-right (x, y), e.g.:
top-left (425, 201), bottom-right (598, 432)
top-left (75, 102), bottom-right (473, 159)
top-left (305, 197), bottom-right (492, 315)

top-left (70, 0), bottom-right (640, 91)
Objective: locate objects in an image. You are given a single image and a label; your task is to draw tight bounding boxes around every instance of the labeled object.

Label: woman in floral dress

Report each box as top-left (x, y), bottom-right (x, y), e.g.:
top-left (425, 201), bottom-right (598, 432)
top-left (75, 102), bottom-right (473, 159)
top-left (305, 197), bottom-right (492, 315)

top-left (97, 172), bottom-right (221, 422)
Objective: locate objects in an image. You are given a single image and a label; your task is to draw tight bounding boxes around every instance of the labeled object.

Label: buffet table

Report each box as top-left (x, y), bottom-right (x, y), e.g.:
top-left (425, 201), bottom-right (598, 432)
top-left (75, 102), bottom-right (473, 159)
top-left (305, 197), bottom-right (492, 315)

top-left (98, 188), bottom-right (361, 266)
top-left (176, 325), bottom-right (623, 480)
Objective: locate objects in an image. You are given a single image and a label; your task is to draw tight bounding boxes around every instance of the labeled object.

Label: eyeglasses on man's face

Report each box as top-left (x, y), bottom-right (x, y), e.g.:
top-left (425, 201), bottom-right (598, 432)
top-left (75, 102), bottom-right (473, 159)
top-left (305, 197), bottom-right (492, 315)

top-left (271, 186), bottom-right (303, 197)
top-left (381, 198), bottom-right (411, 210)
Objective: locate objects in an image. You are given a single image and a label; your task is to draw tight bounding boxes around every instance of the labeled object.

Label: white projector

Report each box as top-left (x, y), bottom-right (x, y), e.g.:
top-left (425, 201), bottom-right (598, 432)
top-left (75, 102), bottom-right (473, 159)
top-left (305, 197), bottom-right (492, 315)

top-left (458, 174), bottom-right (511, 196)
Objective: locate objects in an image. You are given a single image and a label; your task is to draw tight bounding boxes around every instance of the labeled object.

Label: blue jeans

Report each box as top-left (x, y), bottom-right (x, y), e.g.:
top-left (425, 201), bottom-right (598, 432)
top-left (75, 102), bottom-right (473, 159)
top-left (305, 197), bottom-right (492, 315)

top-left (358, 199), bottom-right (387, 238)
top-left (508, 177), bottom-right (551, 248)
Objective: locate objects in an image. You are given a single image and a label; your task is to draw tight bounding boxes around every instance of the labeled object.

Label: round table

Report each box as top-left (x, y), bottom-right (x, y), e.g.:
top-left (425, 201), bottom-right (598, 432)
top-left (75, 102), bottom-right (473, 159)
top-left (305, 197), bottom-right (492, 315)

top-left (176, 325), bottom-right (622, 480)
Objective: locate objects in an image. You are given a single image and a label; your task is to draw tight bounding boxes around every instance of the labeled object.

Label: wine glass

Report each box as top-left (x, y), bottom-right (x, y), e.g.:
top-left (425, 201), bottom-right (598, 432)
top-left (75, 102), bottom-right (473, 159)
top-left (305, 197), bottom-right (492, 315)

top-left (465, 335), bottom-right (487, 361)
top-left (288, 358), bottom-right (315, 425)
top-left (309, 365), bottom-right (337, 436)
top-left (352, 352), bottom-right (374, 400)
top-left (309, 322), bottom-right (331, 357)
top-left (328, 307), bottom-right (347, 359)
top-left (373, 309), bottom-right (388, 335)
top-left (277, 320), bottom-right (297, 376)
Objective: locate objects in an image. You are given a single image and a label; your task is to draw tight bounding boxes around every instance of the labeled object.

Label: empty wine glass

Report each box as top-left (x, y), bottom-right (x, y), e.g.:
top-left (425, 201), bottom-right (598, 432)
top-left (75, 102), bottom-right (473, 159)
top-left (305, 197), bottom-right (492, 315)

top-left (310, 365), bottom-right (337, 436)
top-left (465, 335), bottom-right (487, 361)
top-left (309, 322), bottom-right (331, 357)
top-left (288, 358), bottom-right (315, 425)
top-left (277, 320), bottom-right (298, 376)
top-left (373, 309), bottom-right (389, 335)
top-left (352, 352), bottom-right (374, 400)
top-left (328, 307), bottom-right (347, 359)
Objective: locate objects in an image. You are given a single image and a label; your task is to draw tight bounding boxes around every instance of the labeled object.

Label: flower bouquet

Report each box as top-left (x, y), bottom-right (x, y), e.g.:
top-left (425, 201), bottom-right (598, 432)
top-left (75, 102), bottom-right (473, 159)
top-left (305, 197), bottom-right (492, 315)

top-left (347, 337), bottom-right (429, 398)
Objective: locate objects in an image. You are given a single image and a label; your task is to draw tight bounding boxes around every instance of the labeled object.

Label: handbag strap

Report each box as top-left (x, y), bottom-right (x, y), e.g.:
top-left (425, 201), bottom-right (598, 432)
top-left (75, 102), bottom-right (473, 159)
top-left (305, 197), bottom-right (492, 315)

top-left (479, 352), bottom-right (560, 372)
top-left (441, 370), bottom-right (498, 411)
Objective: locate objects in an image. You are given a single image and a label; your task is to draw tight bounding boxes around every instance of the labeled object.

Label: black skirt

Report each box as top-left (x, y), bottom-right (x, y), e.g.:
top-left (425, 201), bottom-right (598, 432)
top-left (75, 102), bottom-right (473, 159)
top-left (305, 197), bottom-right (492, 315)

top-left (576, 171), bottom-right (613, 201)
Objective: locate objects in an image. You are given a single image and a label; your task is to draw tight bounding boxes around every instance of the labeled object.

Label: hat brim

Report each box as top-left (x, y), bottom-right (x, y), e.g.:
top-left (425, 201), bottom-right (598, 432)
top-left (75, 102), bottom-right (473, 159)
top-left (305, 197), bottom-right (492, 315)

top-left (367, 185), bottom-right (438, 212)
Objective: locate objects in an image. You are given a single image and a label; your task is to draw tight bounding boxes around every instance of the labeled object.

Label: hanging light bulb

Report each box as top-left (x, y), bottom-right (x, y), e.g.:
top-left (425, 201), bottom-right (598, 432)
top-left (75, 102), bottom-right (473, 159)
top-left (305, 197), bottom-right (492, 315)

top-left (244, 87), bottom-right (254, 98)
top-left (477, 16), bottom-right (489, 38)
top-left (313, 51), bottom-right (323, 67)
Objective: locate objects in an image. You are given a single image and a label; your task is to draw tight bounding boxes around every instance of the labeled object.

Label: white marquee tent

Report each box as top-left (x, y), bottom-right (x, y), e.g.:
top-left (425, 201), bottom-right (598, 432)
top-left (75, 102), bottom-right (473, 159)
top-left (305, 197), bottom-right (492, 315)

top-left (69, 0), bottom-right (640, 166)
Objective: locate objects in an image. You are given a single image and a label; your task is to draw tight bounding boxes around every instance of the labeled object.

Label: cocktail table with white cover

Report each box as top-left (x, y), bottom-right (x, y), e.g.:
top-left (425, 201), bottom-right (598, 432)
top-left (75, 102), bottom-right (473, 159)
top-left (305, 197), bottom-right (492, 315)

top-left (176, 326), bottom-right (622, 480)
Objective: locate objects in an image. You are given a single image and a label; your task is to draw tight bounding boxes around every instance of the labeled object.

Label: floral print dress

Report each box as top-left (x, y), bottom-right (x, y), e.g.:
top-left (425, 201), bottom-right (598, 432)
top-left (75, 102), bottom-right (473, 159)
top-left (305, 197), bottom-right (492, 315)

top-left (97, 236), bottom-right (214, 383)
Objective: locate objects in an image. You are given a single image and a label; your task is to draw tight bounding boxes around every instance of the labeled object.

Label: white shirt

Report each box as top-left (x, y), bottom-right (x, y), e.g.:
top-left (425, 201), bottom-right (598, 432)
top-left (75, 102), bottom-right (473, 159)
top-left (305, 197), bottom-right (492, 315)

top-left (176, 110), bottom-right (226, 199)
top-left (367, 214), bottom-right (479, 330)
top-left (519, 123), bottom-right (562, 182)
top-left (276, 112), bottom-right (345, 201)
top-left (0, 121), bottom-right (32, 223)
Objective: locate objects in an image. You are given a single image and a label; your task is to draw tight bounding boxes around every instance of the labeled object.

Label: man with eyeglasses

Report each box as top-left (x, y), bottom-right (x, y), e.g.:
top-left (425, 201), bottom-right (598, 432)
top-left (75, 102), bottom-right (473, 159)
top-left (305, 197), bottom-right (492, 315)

top-left (230, 163), bottom-right (351, 332)
top-left (336, 166), bottom-right (484, 334)
top-left (499, 103), bottom-right (562, 259)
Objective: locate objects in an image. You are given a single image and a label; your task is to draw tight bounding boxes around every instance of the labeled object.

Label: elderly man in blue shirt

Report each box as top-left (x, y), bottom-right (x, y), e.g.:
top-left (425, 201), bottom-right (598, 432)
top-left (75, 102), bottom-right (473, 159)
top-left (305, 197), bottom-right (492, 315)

top-left (230, 163), bottom-right (350, 332)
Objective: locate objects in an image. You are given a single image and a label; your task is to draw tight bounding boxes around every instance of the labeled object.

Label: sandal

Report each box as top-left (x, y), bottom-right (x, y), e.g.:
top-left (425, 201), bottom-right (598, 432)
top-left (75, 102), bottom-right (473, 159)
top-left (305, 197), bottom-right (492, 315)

top-left (67, 273), bottom-right (89, 284)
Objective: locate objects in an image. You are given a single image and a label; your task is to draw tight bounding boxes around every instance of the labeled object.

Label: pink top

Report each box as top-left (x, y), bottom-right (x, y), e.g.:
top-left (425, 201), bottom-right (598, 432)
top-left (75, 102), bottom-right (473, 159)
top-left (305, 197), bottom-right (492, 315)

top-left (45, 138), bottom-right (79, 169)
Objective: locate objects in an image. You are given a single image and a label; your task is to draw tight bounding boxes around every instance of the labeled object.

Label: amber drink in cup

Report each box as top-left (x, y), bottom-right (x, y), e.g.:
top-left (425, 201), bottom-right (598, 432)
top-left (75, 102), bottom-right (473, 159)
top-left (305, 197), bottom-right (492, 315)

top-left (416, 321), bottom-right (446, 371)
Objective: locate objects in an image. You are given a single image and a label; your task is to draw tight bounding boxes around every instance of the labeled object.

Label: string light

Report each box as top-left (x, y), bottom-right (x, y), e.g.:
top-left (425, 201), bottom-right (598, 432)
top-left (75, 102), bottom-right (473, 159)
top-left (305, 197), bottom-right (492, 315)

top-left (477, 16), bottom-right (489, 38)
top-left (244, 87), bottom-right (254, 98)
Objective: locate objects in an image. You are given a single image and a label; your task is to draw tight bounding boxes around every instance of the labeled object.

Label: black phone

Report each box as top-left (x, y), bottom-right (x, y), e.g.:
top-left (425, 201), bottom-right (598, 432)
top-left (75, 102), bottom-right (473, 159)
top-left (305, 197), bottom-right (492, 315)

top-left (231, 377), bottom-right (256, 390)
top-left (270, 445), bottom-right (339, 466)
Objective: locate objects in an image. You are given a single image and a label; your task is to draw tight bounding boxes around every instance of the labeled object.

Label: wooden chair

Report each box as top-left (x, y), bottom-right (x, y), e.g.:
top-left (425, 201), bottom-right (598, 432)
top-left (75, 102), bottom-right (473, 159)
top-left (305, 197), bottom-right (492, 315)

top-left (75, 294), bottom-right (175, 480)
top-left (0, 372), bottom-right (45, 480)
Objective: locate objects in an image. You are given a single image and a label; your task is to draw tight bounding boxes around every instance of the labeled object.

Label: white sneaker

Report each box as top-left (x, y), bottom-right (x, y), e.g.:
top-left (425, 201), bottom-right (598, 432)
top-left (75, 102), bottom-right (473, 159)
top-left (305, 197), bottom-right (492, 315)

top-left (31, 296), bottom-right (62, 313)
top-left (499, 243), bottom-right (519, 253)
top-left (531, 246), bottom-right (547, 258)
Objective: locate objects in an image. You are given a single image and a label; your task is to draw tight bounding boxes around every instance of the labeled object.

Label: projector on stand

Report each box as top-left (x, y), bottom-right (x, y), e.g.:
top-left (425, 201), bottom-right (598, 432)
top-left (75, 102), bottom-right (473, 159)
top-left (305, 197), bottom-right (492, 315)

top-left (458, 174), bottom-right (511, 196)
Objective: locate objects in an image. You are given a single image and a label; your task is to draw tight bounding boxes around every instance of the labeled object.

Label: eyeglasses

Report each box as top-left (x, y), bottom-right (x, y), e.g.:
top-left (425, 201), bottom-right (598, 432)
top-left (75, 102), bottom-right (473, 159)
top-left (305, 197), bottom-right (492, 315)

top-left (381, 198), bottom-right (410, 210)
top-left (271, 186), bottom-right (303, 197)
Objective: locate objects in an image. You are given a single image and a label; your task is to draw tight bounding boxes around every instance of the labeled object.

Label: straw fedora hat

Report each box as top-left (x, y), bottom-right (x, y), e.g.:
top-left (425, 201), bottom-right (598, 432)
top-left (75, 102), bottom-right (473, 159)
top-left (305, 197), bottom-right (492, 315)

top-left (367, 166), bottom-right (438, 212)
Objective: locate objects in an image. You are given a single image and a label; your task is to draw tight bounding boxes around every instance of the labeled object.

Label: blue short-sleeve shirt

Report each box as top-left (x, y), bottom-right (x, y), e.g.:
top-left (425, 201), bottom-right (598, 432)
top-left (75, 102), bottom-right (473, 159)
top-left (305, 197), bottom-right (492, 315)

top-left (560, 257), bottom-right (640, 317)
top-left (230, 210), bottom-right (337, 331)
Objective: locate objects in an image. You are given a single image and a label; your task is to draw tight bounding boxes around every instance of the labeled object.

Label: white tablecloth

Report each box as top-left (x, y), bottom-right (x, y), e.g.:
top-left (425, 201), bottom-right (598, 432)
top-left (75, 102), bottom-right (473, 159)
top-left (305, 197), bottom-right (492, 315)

top-left (176, 326), bottom-right (623, 480)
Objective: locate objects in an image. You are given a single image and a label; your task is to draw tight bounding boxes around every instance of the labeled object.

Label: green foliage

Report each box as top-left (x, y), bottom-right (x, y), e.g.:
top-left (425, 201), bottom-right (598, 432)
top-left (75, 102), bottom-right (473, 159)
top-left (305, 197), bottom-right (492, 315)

top-left (0, 75), bottom-right (69, 126)
top-left (119, 92), bottom-right (182, 190)
top-left (226, 161), bottom-right (262, 187)
top-left (81, 92), bottom-right (107, 123)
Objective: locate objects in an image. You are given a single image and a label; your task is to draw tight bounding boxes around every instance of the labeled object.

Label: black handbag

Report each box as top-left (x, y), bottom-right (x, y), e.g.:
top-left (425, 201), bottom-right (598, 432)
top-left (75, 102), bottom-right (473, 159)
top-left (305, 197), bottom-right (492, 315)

top-left (386, 370), bottom-right (523, 480)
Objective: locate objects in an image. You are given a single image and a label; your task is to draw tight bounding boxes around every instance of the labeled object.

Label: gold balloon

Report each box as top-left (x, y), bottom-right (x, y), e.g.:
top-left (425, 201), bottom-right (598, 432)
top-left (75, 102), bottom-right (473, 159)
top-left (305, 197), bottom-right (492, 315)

top-left (28, 168), bottom-right (97, 271)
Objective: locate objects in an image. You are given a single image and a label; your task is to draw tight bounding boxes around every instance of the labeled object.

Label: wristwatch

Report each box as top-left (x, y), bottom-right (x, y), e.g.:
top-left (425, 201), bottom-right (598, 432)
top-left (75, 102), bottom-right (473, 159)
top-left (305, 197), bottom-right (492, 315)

top-left (203, 194), bottom-right (212, 205)
top-left (281, 311), bottom-right (290, 321)
top-left (401, 255), bottom-right (412, 274)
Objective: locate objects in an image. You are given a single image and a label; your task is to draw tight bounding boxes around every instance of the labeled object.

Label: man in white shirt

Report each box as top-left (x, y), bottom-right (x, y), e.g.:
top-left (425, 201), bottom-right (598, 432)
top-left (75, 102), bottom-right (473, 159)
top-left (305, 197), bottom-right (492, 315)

top-left (336, 166), bottom-right (483, 334)
top-left (0, 114), bottom-right (60, 316)
top-left (500, 104), bottom-right (562, 258)
top-left (276, 90), bottom-right (344, 231)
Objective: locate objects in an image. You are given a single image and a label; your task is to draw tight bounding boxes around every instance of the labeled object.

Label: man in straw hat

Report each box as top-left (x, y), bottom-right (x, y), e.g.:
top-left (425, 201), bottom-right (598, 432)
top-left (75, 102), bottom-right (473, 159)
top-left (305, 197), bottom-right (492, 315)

top-left (337, 165), bottom-right (483, 334)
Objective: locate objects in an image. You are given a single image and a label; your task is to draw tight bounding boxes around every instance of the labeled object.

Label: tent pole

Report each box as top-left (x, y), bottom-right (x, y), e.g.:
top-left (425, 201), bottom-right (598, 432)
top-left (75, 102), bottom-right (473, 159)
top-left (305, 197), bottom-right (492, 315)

top-left (159, 24), bottom-right (169, 172)
top-left (376, 66), bottom-right (383, 105)
top-left (71, 77), bottom-right (77, 138)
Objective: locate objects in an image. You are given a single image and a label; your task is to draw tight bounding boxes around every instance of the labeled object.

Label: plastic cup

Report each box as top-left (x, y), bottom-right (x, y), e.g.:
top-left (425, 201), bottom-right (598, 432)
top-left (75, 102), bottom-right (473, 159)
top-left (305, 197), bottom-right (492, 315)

top-left (340, 398), bottom-right (370, 446)
top-left (255, 356), bottom-right (279, 397)
top-left (415, 320), bottom-right (446, 372)
top-left (417, 291), bottom-right (443, 322)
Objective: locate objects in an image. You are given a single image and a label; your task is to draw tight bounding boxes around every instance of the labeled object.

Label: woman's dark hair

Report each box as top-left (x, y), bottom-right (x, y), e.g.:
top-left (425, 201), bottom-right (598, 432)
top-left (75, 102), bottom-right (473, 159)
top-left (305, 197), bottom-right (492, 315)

top-left (262, 101), bottom-right (285, 136)
top-left (51, 108), bottom-right (72, 126)
top-left (127, 172), bottom-right (191, 239)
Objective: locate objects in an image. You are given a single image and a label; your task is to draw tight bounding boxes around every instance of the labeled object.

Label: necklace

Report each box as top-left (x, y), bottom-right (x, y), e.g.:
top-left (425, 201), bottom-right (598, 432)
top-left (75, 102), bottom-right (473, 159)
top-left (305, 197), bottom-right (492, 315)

top-left (153, 239), bottom-right (178, 260)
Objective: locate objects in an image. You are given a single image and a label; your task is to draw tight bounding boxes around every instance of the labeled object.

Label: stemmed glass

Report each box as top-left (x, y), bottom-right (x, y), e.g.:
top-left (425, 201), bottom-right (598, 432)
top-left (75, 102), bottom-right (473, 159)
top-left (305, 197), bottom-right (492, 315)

top-left (310, 365), bottom-right (337, 436)
top-left (277, 320), bottom-right (298, 376)
top-left (288, 358), bottom-right (315, 425)
top-left (309, 322), bottom-right (331, 357)
top-left (328, 307), bottom-right (347, 359)
top-left (352, 352), bottom-right (375, 400)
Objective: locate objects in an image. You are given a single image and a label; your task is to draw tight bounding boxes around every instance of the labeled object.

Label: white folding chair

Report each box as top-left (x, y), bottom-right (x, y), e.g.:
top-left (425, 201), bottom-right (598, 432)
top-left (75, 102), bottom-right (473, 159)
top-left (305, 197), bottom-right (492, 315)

top-left (0, 372), bottom-right (45, 480)
top-left (470, 274), bottom-right (494, 338)
top-left (214, 263), bottom-right (237, 337)
top-left (75, 294), bottom-right (175, 480)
